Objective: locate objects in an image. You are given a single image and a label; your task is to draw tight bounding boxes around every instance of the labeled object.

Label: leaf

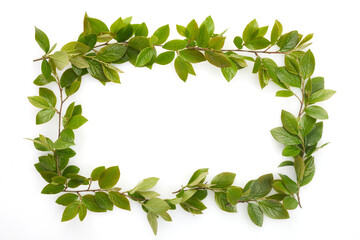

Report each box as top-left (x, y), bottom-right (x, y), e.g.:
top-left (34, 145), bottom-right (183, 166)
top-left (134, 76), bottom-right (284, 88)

top-left (35, 27), bottom-right (50, 53)
top-left (187, 168), bottom-right (209, 186)
top-left (78, 34), bottom-right (97, 49)
top-left (51, 51), bottom-right (69, 70)
top-left (135, 47), bottom-right (156, 67)
top-left (163, 39), bottom-right (187, 51)
top-left (114, 24), bottom-right (133, 42)
top-left (247, 203), bottom-right (263, 227)
top-left (65, 79), bottom-right (81, 97)
top-left (197, 24), bottom-right (210, 48)
top-left (108, 191), bottom-right (130, 210)
top-left (209, 36), bottom-right (225, 50)
top-left (103, 65), bottom-right (120, 83)
top-left (78, 204), bottom-right (87, 221)
top-left (299, 114), bottom-right (316, 137)
top-left (278, 174), bottom-right (298, 193)
top-left (62, 165), bottom-right (80, 177)
top-left (60, 68), bottom-right (78, 88)
top-left (278, 31), bottom-right (298, 52)
top-left (155, 51), bottom-right (175, 65)
top-left (86, 58), bottom-right (108, 84)
top-left (41, 60), bottom-right (52, 79)
top-left (61, 42), bottom-right (90, 55)
top-left (201, 16), bottom-right (215, 36)
top-left (176, 24), bottom-right (186, 37)
top-left (270, 20), bottom-right (283, 45)
top-left (270, 127), bottom-right (302, 145)
top-left (282, 145), bottom-right (300, 157)
top-left (179, 49), bottom-right (206, 63)
top-left (281, 110), bottom-right (299, 135)
top-left (276, 90), bottom-right (294, 97)
top-left (311, 77), bottom-right (325, 94)
top-left (82, 194), bottom-right (106, 212)
top-left (134, 22), bottom-right (148, 37)
top-left (275, 67), bottom-right (301, 88)
top-left (301, 157), bottom-right (315, 186)
top-left (258, 200), bottom-right (289, 219)
top-left (300, 50), bottom-right (315, 79)
top-left (61, 202), bottom-right (80, 222)
top-left (242, 174), bottom-right (273, 200)
top-left (41, 184), bottom-right (65, 194)
top-left (66, 115), bottom-right (88, 129)
top-left (33, 74), bottom-right (56, 86)
top-left (153, 24), bottom-right (170, 44)
top-left (144, 198), bottom-right (170, 214)
top-left (305, 106), bottom-right (328, 119)
top-left (39, 88), bottom-right (56, 107)
top-left (91, 166), bottom-right (105, 181)
top-left (294, 156), bottom-right (305, 182)
top-left (28, 96), bottom-right (51, 109)
top-left (147, 212), bottom-right (158, 235)
top-left (56, 193), bottom-right (78, 206)
top-left (283, 196), bottom-right (298, 210)
top-left (211, 172), bottom-right (236, 188)
top-left (83, 13), bottom-right (109, 35)
top-left (36, 109), bottom-right (55, 124)
top-left (98, 166), bottom-right (120, 189)
top-left (242, 19), bottom-right (259, 42)
top-left (227, 186), bottom-right (243, 205)
top-left (214, 192), bottom-right (237, 213)
top-left (308, 89), bottom-right (336, 104)
top-left (305, 122), bottom-right (323, 146)
top-left (38, 155), bottom-right (56, 171)
top-left (130, 177), bottom-right (159, 194)
top-left (221, 60), bottom-right (237, 82)
top-left (245, 37), bottom-right (270, 50)
top-left (278, 160), bottom-right (294, 167)
top-left (174, 56), bottom-right (189, 82)
top-left (69, 56), bottom-right (89, 69)
top-left (205, 51), bottom-right (231, 68)
top-left (233, 36), bottom-right (243, 49)
top-left (185, 19), bottom-right (199, 41)
top-left (97, 44), bottom-right (128, 63)
top-left (95, 192), bottom-right (113, 210)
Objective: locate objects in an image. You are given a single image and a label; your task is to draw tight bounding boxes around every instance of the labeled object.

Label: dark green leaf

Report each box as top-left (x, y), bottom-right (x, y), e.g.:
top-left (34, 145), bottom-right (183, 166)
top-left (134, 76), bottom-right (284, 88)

top-left (283, 196), bottom-right (298, 210)
top-left (95, 192), bottom-right (113, 210)
top-left (311, 77), bottom-right (324, 94)
top-left (281, 110), bottom-right (299, 135)
top-left (285, 55), bottom-right (300, 75)
top-left (214, 192), bottom-right (237, 213)
top-left (258, 200), bottom-right (289, 219)
top-left (294, 156), bottom-right (305, 182)
top-left (39, 155), bottom-right (56, 172)
top-left (300, 50), bottom-right (315, 79)
top-left (301, 157), bottom-right (315, 186)
top-left (41, 184), bottom-right (65, 194)
top-left (60, 68), bottom-right (78, 88)
top-left (41, 60), bottom-right (52, 79)
top-left (134, 22), bottom-right (148, 37)
top-left (82, 194), bottom-right (106, 212)
top-left (96, 44), bottom-right (128, 62)
top-left (39, 88), bottom-right (56, 107)
top-left (299, 114), bottom-right (316, 137)
top-left (56, 193), bottom-right (79, 206)
top-left (211, 172), bottom-right (236, 188)
top-left (135, 47), bottom-right (156, 67)
top-left (227, 186), bottom-right (243, 205)
top-left (247, 203), bottom-right (263, 227)
top-left (279, 174), bottom-right (298, 193)
top-left (179, 49), bottom-right (206, 63)
top-left (61, 201), bottom-right (80, 222)
top-left (275, 67), bottom-right (301, 88)
top-left (98, 166), bottom-right (120, 189)
top-left (278, 160), bottom-right (294, 167)
top-left (245, 37), bottom-right (270, 50)
top-left (114, 24), bottom-right (133, 42)
top-left (282, 145), bottom-right (300, 157)
top-left (60, 129), bottom-right (75, 143)
top-left (78, 34), bottom-right (97, 49)
top-left (305, 122), bottom-right (323, 146)
top-left (205, 51), bottom-right (231, 68)
top-left (62, 165), bottom-right (80, 177)
top-left (108, 191), bottom-right (130, 210)
top-left (278, 31), bottom-right (298, 52)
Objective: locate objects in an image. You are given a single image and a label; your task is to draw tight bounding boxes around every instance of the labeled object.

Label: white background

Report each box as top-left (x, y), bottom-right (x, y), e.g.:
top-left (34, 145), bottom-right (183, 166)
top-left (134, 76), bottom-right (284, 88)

top-left (0, 0), bottom-right (359, 239)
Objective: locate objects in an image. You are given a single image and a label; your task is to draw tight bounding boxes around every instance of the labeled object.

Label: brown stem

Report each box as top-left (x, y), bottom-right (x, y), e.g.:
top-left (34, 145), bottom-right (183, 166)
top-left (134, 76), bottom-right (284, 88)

top-left (63, 189), bottom-right (143, 201)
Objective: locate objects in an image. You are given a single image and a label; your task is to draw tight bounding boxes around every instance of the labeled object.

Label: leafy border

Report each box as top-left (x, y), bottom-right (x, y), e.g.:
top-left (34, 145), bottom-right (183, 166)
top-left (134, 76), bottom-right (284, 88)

top-left (29, 14), bottom-right (335, 235)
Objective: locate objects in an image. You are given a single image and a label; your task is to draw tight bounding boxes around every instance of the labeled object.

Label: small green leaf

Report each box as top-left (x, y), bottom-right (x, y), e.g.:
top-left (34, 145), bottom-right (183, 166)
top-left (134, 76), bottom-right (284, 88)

top-left (227, 186), bottom-right (243, 205)
top-left (301, 157), bottom-right (315, 186)
top-left (95, 192), bottom-right (113, 210)
top-left (56, 193), bottom-right (79, 206)
top-left (258, 200), bottom-right (289, 219)
top-left (114, 24), bottom-right (134, 42)
top-left (135, 47), bottom-right (156, 67)
top-left (36, 109), bottom-right (55, 124)
top-left (109, 191), bottom-right (130, 210)
top-left (62, 165), bottom-right (80, 177)
top-left (61, 41), bottom-right (90, 55)
top-left (185, 19), bottom-right (199, 41)
top-left (201, 16), bottom-right (215, 36)
top-left (35, 27), bottom-right (50, 53)
top-left (247, 203), bottom-right (263, 227)
top-left (197, 24), bottom-right (210, 48)
top-left (205, 51), bottom-right (232, 68)
top-left (300, 50), bottom-right (315, 79)
top-left (308, 89), bottom-right (336, 104)
top-left (41, 60), bottom-right (52, 79)
top-left (61, 201), bottom-right (80, 222)
top-left (211, 172), bottom-right (236, 188)
top-left (278, 160), bottom-right (294, 167)
top-left (299, 114), bottom-right (316, 137)
top-left (82, 194), bottom-right (106, 212)
top-left (33, 74), bottom-right (56, 86)
top-left (50, 51), bottom-right (69, 70)
top-left (283, 196), bottom-right (298, 210)
top-left (163, 39), bottom-right (187, 51)
top-left (278, 31), bottom-right (298, 52)
top-left (179, 49), bottom-right (206, 63)
top-left (281, 110), bottom-right (299, 135)
top-left (294, 156), bottom-right (305, 182)
top-left (103, 65), bottom-right (120, 83)
top-left (305, 122), bottom-right (323, 146)
top-left (270, 20), bottom-right (283, 45)
top-left (245, 37), bottom-right (270, 50)
top-left (208, 36), bottom-right (225, 50)
top-left (278, 174), bottom-right (298, 193)
top-left (176, 24), bottom-right (186, 37)
top-left (221, 60), bottom-right (237, 82)
top-left (28, 96), bottom-right (51, 109)
top-left (282, 145), bottom-right (300, 157)
top-left (78, 204), bottom-right (87, 221)
top-left (91, 166), bottom-right (105, 181)
top-left (187, 168), bottom-right (209, 186)
top-left (305, 106), bottom-right (328, 119)
top-left (96, 44), bottom-right (128, 63)
top-left (242, 19), bottom-right (259, 43)
top-left (233, 36), bottom-right (243, 49)
top-left (270, 127), bottom-right (302, 145)
top-left (130, 177), bottom-right (159, 194)
top-left (155, 51), bottom-right (175, 65)
top-left (39, 88), bottom-right (56, 107)
top-left (214, 192), bottom-right (237, 213)
top-left (66, 115), bottom-right (88, 129)
top-left (83, 13), bottom-right (109, 35)
top-left (147, 212), bottom-right (158, 235)
top-left (153, 24), bottom-right (170, 44)
top-left (41, 184), bottom-right (65, 194)
top-left (285, 55), bottom-right (300, 75)
top-left (174, 56), bottom-right (189, 82)
top-left (144, 198), bottom-right (170, 214)
top-left (98, 166), bottom-right (120, 189)
top-left (275, 67), bottom-right (301, 88)
top-left (60, 68), bottom-right (78, 88)
top-left (276, 90), bottom-right (294, 97)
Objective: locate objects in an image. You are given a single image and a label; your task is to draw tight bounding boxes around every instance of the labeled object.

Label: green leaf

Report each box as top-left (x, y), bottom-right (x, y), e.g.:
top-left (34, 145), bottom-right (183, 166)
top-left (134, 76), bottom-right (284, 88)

top-left (282, 145), bottom-right (300, 157)
top-left (301, 157), bottom-right (315, 186)
top-left (60, 129), bottom-right (75, 143)
top-left (135, 47), bottom-right (156, 67)
top-left (305, 122), bottom-right (323, 146)
top-left (311, 77), bottom-right (325, 94)
top-left (211, 172), bottom-right (236, 188)
top-left (205, 51), bottom-right (231, 68)
top-left (174, 56), bottom-right (189, 82)
top-left (281, 110), bottom-right (299, 135)
top-left (60, 68), bottom-right (78, 88)
top-left (108, 191), bottom-right (130, 210)
top-left (144, 198), bottom-right (170, 214)
top-left (66, 115), bottom-right (88, 129)
top-left (300, 50), bottom-right (315, 79)
top-left (39, 155), bottom-right (56, 171)
top-left (247, 203), bottom-right (263, 227)
top-left (270, 127), bottom-right (301, 145)
top-left (275, 67), bottom-right (301, 88)
top-left (103, 65), bottom-right (120, 83)
top-left (130, 177), bottom-right (159, 194)
top-left (53, 138), bottom-right (75, 150)
top-left (28, 96), bottom-right (51, 109)
top-left (39, 88), bottom-right (56, 107)
top-left (153, 24), bottom-right (170, 44)
top-left (95, 192), bottom-right (113, 210)
top-left (242, 174), bottom-right (273, 200)
top-left (278, 31), bottom-right (298, 52)
top-left (187, 168), bottom-right (209, 186)
top-left (86, 58), bottom-right (108, 84)
top-left (279, 174), bottom-right (298, 193)
top-left (78, 34), bottom-right (97, 49)
top-left (176, 24), bottom-right (186, 37)
top-left (78, 204), bottom-right (87, 221)
top-left (53, 177), bottom-right (66, 186)
top-left (69, 56), bottom-right (89, 68)
top-left (221, 60), bottom-right (237, 82)
top-left (285, 55), bottom-right (300, 75)
top-left (276, 90), bottom-right (294, 97)
top-left (233, 36), bottom-right (243, 49)
top-left (110, 17), bottom-right (124, 33)
top-left (134, 22), bottom-right (148, 37)
top-left (41, 60), bottom-right (52, 79)
top-left (308, 89), bottom-right (336, 104)
top-left (96, 44), bottom-right (128, 63)
top-left (209, 36), bottom-right (225, 50)
top-left (41, 184), bottom-right (65, 194)
top-left (227, 186), bottom-right (243, 205)
top-left (278, 160), bottom-right (294, 167)
top-left (242, 19), bottom-right (259, 43)
top-left (294, 156), bottom-right (305, 182)
top-left (56, 193), bottom-right (78, 206)
top-left (163, 39), bottom-right (187, 51)
top-left (35, 27), bottom-right (50, 53)
top-left (36, 109), bottom-right (55, 124)
top-left (147, 212), bottom-right (158, 235)
top-left (272, 180), bottom-right (291, 195)
top-left (114, 24), bottom-right (133, 42)
top-left (214, 192), bottom-right (237, 212)
top-left (185, 19), bottom-right (199, 41)
top-left (258, 200), bottom-right (289, 219)
top-left (62, 165), bottom-right (80, 177)
top-left (155, 51), bottom-right (175, 65)
top-left (61, 201), bottom-right (80, 222)
top-left (299, 114), bottom-right (316, 137)
top-left (50, 51), bottom-right (69, 70)
top-left (83, 13), bottom-right (109, 35)
top-left (33, 74), bottom-right (56, 86)
top-left (65, 79), bottom-right (82, 97)
top-left (305, 106), bottom-right (328, 119)
top-left (270, 20), bottom-right (283, 45)
top-left (179, 49), bottom-right (206, 63)
top-left (82, 194), bottom-right (106, 212)
top-left (61, 42), bottom-right (90, 55)
top-left (91, 166), bottom-right (105, 181)
top-left (245, 37), bottom-right (270, 50)
top-left (197, 24), bottom-right (210, 48)
top-left (201, 16), bottom-right (215, 36)
top-left (283, 196), bottom-right (298, 210)
top-left (98, 166), bottom-right (120, 189)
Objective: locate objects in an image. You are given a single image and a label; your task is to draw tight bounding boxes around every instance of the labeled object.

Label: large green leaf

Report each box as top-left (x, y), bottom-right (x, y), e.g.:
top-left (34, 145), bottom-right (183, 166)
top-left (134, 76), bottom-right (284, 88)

top-left (247, 203), bottom-right (263, 227)
top-left (98, 166), bottom-right (120, 189)
top-left (270, 127), bottom-right (302, 145)
top-left (258, 200), bottom-right (289, 219)
top-left (35, 27), bottom-right (50, 53)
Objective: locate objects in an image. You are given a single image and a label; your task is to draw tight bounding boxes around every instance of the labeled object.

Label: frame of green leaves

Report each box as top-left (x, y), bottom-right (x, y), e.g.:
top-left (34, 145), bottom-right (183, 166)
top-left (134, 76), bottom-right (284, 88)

top-left (29, 14), bottom-right (335, 235)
